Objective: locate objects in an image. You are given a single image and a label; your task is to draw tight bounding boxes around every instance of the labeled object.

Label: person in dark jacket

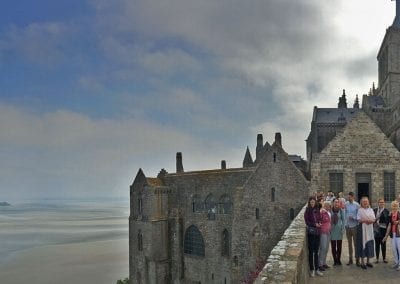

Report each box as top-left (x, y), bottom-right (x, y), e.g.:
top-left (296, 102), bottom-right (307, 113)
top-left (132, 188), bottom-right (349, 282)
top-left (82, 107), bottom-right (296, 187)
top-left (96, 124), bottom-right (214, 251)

top-left (373, 198), bottom-right (390, 263)
top-left (304, 196), bottom-right (323, 277)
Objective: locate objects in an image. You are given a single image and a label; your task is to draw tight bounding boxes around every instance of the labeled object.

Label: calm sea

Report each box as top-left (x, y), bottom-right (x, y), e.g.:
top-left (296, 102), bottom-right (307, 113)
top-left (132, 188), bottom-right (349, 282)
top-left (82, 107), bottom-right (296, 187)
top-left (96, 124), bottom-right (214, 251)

top-left (0, 199), bottom-right (129, 263)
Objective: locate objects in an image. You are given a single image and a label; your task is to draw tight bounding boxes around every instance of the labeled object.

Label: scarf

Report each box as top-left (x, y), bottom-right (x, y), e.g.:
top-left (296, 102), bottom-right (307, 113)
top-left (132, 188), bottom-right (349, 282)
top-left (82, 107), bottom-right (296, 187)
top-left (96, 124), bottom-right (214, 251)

top-left (331, 207), bottom-right (340, 225)
top-left (358, 207), bottom-right (375, 249)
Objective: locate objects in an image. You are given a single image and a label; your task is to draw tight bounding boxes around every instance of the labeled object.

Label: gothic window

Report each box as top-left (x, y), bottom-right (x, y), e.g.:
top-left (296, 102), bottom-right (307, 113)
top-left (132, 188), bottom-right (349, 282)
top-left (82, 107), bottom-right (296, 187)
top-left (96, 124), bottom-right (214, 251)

top-left (290, 208), bottom-right (295, 220)
top-left (218, 194), bottom-right (233, 214)
top-left (205, 194), bottom-right (217, 213)
top-left (271, 187), bottom-right (275, 202)
top-left (138, 195), bottom-right (143, 215)
top-left (329, 173), bottom-right (343, 194)
top-left (273, 153), bottom-right (276, 162)
top-left (192, 194), bottom-right (203, 213)
top-left (384, 172), bottom-right (395, 202)
top-left (184, 225), bottom-right (205, 257)
top-left (221, 229), bottom-right (230, 257)
top-left (138, 230), bottom-right (143, 251)
top-left (255, 208), bottom-right (260, 219)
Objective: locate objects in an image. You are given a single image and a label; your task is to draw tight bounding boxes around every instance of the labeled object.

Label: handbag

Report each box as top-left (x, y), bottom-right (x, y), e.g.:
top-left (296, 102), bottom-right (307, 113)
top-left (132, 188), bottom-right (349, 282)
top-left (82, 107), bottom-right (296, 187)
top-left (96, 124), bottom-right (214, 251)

top-left (307, 211), bottom-right (320, 235)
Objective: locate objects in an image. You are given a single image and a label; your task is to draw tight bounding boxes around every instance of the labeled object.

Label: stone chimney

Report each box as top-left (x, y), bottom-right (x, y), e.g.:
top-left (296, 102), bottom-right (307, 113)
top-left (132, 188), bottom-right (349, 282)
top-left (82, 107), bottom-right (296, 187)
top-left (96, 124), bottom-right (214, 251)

top-left (221, 160), bottom-right (226, 170)
top-left (256, 134), bottom-right (263, 161)
top-left (275, 132), bottom-right (282, 147)
top-left (176, 152), bottom-right (184, 173)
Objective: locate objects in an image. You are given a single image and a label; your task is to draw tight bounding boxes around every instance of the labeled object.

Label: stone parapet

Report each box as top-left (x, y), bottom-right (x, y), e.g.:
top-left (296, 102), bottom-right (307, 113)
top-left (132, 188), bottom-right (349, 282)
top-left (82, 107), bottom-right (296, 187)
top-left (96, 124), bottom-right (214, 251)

top-left (254, 205), bottom-right (308, 284)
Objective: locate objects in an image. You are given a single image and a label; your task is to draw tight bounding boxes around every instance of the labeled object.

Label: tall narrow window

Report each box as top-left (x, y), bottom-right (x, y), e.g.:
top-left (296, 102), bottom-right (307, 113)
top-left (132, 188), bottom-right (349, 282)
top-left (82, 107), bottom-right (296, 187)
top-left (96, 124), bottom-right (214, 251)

top-left (384, 172), bottom-right (395, 202)
top-left (222, 229), bottom-right (230, 257)
top-left (138, 196), bottom-right (143, 215)
top-left (255, 208), bottom-right (260, 219)
top-left (138, 230), bottom-right (143, 251)
top-left (273, 153), bottom-right (276, 162)
top-left (271, 187), bottom-right (275, 202)
top-left (184, 225), bottom-right (205, 257)
top-left (329, 173), bottom-right (343, 195)
top-left (290, 208), bottom-right (295, 220)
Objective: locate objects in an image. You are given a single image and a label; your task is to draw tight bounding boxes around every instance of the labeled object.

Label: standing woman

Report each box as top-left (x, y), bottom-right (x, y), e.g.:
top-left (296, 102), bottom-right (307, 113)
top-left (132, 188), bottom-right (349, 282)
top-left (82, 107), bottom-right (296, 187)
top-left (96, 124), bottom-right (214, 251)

top-left (356, 197), bottom-right (375, 269)
top-left (373, 198), bottom-right (390, 263)
top-left (318, 201), bottom-right (332, 271)
top-left (331, 198), bottom-right (345, 265)
top-left (304, 197), bottom-right (323, 277)
top-left (383, 201), bottom-right (400, 270)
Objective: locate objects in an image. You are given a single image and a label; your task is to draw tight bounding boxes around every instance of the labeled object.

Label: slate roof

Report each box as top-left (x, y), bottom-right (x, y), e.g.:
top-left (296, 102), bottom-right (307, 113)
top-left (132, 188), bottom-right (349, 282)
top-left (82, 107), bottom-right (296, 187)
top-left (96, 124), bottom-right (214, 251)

top-left (365, 95), bottom-right (386, 108)
top-left (313, 108), bottom-right (360, 124)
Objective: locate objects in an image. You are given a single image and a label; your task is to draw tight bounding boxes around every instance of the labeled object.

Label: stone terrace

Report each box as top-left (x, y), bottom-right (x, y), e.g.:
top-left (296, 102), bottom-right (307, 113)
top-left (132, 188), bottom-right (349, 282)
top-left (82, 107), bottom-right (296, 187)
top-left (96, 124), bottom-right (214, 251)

top-left (255, 205), bottom-right (399, 283)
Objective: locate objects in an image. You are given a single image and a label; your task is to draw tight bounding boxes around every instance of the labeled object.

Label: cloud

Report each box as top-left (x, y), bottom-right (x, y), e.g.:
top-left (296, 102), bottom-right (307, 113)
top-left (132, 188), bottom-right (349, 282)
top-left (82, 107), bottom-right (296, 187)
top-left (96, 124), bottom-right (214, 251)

top-left (0, 103), bottom-right (201, 199)
top-left (0, 22), bottom-right (71, 66)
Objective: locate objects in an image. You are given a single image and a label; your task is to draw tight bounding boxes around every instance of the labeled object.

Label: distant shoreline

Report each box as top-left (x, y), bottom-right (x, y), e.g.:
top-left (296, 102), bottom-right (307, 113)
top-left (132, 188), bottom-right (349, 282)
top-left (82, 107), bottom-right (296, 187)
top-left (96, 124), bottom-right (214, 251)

top-left (0, 202), bottom-right (10, 206)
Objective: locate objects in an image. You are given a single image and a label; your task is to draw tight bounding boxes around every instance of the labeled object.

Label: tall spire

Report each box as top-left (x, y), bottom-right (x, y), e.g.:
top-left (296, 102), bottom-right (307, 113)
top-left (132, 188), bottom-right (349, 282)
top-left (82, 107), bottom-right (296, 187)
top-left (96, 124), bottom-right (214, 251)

top-left (393, 0), bottom-right (400, 28)
top-left (243, 146), bottom-right (253, 168)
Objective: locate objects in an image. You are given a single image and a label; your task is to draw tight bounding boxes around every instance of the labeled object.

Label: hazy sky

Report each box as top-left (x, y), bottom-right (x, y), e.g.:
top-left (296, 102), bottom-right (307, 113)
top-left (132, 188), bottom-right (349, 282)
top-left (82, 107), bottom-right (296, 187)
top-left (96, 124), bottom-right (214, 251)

top-left (0, 0), bottom-right (395, 200)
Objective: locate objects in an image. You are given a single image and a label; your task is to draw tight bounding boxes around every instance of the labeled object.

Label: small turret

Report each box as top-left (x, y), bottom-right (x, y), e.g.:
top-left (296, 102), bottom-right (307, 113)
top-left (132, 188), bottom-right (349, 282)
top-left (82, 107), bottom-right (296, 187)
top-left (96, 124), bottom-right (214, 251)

top-left (176, 152), bottom-right (184, 173)
top-left (338, 89), bottom-right (347, 108)
top-left (243, 146), bottom-right (254, 167)
top-left (353, 95), bottom-right (360, 109)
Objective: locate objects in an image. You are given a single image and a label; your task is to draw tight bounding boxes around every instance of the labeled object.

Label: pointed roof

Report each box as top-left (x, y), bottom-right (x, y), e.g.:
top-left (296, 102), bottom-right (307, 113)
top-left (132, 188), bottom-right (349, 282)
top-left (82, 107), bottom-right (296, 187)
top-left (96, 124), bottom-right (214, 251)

top-left (243, 146), bottom-right (254, 168)
top-left (393, 0), bottom-right (400, 28)
top-left (316, 111), bottom-right (400, 163)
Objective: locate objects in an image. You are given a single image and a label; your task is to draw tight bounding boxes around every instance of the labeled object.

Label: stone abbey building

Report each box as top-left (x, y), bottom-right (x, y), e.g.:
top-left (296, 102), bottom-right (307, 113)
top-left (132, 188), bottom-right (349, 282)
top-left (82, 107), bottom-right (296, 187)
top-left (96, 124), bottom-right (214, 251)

top-left (129, 3), bottom-right (400, 284)
top-left (129, 134), bottom-right (309, 283)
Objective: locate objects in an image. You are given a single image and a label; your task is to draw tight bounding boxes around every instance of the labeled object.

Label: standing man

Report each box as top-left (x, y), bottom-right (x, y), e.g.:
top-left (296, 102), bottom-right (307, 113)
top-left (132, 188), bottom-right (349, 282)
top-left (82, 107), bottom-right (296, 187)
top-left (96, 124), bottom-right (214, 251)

top-left (345, 192), bottom-right (360, 265)
top-left (373, 198), bottom-right (390, 263)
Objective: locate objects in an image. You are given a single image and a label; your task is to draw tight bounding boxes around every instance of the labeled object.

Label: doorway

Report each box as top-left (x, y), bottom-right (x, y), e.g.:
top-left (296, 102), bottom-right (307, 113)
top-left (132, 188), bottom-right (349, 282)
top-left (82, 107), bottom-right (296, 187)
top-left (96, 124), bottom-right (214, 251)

top-left (356, 173), bottom-right (371, 203)
top-left (357, 183), bottom-right (369, 203)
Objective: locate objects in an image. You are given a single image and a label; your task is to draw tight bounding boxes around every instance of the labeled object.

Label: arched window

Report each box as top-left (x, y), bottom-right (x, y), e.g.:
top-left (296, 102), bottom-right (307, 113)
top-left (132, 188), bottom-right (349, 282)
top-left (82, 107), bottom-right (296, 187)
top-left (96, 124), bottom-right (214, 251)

top-left (218, 194), bottom-right (233, 214)
top-left (221, 229), bottom-right (230, 256)
top-left (290, 208), bottom-right (295, 220)
top-left (138, 230), bottom-right (143, 251)
top-left (192, 194), bottom-right (203, 213)
top-left (271, 187), bottom-right (275, 202)
top-left (205, 194), bottom-right (217, 213)
top-left (184, 225), bottom-right (205, 257)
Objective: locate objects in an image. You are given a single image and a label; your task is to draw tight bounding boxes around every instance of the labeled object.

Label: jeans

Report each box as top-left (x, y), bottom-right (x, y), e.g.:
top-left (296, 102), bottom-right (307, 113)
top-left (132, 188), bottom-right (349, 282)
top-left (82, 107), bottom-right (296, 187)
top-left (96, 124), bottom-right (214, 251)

top-left (307, 233), bottom-right (320, 271)
top-left (319, 233), bottom-right (330, 266)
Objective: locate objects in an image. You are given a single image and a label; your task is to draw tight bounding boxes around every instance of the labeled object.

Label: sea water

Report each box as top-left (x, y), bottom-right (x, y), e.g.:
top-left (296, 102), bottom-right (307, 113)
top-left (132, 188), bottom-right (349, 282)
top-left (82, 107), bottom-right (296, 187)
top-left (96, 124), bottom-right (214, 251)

top-left (0, 199), bottom-right (129, 263)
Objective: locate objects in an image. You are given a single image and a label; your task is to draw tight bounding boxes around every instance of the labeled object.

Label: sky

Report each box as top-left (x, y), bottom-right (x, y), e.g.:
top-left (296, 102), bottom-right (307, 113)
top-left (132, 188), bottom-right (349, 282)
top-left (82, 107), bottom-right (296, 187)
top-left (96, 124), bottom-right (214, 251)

top-left (0, 0), bottom-right (396, 200)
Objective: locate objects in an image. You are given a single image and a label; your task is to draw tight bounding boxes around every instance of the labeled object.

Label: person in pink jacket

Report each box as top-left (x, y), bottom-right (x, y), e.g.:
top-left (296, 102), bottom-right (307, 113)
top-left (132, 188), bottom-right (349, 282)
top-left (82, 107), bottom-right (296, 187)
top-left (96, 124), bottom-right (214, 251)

top-left (318, 201), bottom-right (332, 271)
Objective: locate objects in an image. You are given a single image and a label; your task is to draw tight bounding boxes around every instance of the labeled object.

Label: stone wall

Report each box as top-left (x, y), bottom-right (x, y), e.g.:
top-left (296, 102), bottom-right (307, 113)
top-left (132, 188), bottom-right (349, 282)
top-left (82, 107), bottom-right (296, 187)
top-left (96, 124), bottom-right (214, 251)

top-left (311, 112), bottom-right (400, 203)
top-left (254, 205), bottom-right (308, 284)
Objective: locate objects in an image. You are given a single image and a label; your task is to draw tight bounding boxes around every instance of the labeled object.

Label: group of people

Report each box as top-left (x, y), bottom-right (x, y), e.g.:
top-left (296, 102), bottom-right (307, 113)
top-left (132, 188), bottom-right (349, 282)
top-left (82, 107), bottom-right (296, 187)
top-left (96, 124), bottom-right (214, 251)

top-left (304, 191), bottom-right (400, 278)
